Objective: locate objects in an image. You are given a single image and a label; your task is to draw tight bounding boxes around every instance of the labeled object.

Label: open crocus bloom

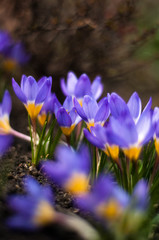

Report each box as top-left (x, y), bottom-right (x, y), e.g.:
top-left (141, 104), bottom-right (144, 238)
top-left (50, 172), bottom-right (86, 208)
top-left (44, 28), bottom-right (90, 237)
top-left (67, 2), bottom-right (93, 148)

top-left (108, 92), bottom-right (154, 161)
top-left (60, 71), bottom-right (103, 105)
top-left (76, 175), bottom-right (148, 231)
top-left (76, 175), bottom-right (129, 222)
top-left (42, 144), bottom-right (91, 195)
top-left (74, 95), bottom-right (110, 131)
top-left (55, 96), bottom-right (81, 136)
top-left (7, 176), bottom-right (55, 230)
top-left (0, 90), bottom-right (13, 155)
top-left (12, 75), bottom-right (52, 120)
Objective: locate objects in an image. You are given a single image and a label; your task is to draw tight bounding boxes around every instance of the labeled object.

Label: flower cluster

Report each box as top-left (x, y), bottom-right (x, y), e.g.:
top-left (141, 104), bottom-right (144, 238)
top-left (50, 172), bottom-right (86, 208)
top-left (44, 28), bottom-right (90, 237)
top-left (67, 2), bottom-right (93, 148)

top-left (1, 71), bottom-right (159, 240)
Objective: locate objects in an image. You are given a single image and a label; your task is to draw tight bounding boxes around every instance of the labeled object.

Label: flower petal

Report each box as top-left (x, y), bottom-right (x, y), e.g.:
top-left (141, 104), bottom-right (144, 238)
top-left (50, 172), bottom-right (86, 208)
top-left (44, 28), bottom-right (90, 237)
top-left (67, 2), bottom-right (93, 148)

top-left (63, 96), bottom-right (74, 111)
top-left (66, 71), bottom-right (78, 94)
top-left (84, 128), bottom-right (104, 149)
top-left (74, 97), bottom-right (87, 121)
top-left (35, 79), bottom-right (51, 104)
top-left (110, 92), bottom-right (130, 118)
top-left (24, 76), bottom-right (38, 101)
top-left (143, 97), bottom-right (152, 113)
top-left (91, 76), bottom-right (103, 100)
top-left (95, 97), bottom-right (109, 123)
top-left (136, 109), bottom-right (154, 145)
top-left (2, 90), bottom-right (12, 115)
top-left (74, 74), bottom-right (91, 98)
top-left (127, 92), bottom-right (141, 123)
top-left (20, 74), bottom-right (27, 92)
top-left (83, 95), bottom-right (98, 120)
top-left (109, 115), bottom-right (138, 147)
top-left (56, 108), bottom-right (72, 127)
top-left (12, 78), bottom-right (27, 103)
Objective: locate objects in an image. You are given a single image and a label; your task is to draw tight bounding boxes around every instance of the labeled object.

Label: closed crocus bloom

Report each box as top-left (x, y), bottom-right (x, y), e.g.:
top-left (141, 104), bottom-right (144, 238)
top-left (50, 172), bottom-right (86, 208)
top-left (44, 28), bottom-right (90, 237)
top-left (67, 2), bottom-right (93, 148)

top-left (109, 93), bottom-right (154, 161)
top-left (0, 90), bottom-right (13, 155)
top-left (74, 95), bottom-right (110, 131)
top-left (42, 145), bottom-right (91, 196)
top-left (7, 176), bottom-right (55, 230)
top-left (84, 124), bottom-right (119, 161)
top-left (12, 75), bottom-right (52, 120)
top-left (61, 71), bottom-right (103, 105)
top-left (55, 96), bottom-right (81, 136)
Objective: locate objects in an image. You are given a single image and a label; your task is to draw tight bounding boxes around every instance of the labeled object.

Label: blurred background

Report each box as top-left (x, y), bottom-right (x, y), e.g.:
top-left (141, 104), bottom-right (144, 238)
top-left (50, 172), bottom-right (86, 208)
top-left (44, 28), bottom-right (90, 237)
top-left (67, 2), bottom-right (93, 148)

top-left (0, 0), bottom-right (159, 130)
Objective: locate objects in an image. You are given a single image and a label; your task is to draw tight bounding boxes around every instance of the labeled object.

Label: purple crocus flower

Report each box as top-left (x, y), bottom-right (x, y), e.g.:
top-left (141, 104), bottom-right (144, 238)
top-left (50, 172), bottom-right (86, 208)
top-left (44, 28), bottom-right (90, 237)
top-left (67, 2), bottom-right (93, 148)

top-left (0, 31), bottom-right (30, 70)
top-left (12, 75), bottom-right (52, 120)
top-left (84, 124), bottom-right (119, 160)
top-left (55, 96), bottom-right (81, 136)
top-left (76, 175), bottom-right (130, 222)
top-left (0, 90), bottom-right (13, 155)
top-left (61, 71), bottom-right (103, 105)
top-left (3, 42), bottom-right (30, 65)
top-left (108, 92), bottom-right (154, 160)
top-left (76, 176), bottom-right (148, 225)
top-left (42, 144), bottom-right (91, 195)
top-left (7, 176), bottom-right (55, 230)
top-left (74, 95), bottom-right (110, 131)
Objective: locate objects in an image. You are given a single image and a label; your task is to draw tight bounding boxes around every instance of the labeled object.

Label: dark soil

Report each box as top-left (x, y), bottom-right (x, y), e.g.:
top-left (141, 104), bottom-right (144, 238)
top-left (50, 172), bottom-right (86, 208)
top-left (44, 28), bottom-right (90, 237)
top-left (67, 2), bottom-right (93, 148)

top-left (0, 142), bottom-right (84, 240)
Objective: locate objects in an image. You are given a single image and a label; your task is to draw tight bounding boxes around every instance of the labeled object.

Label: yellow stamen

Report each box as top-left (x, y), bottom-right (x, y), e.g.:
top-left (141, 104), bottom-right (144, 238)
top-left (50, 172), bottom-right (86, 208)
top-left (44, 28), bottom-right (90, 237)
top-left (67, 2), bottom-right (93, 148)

top-left (65, 172), bottom-right (89, 195)
top-left (0, 115), bottom-right (11, 134)
top-left (61, 124), bottom-right (75, 136)
top-left (123, 146), bottom-right (141, 161)
top-left (87, 121), bottom-right (95, 131)
top-left (96, 199), bottom-right (122, 220)
top-left (25, 102), bottom-right (43, 119)
top-left (33, 200), bottom-right (55, 226)
top-left (104, 145), bottom-right (119, 161)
